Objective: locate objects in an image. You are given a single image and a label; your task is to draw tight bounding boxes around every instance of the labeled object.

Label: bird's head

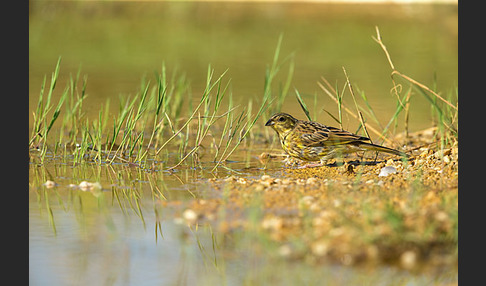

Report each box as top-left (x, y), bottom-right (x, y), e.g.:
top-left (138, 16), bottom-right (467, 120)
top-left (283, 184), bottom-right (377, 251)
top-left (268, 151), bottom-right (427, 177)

top-left (265, 113), bottom-right (298, 136)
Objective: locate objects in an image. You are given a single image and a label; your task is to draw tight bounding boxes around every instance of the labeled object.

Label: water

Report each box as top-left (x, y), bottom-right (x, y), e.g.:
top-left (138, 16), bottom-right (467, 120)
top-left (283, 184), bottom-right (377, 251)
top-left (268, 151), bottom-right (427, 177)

top-left (29, 1), bottom-right (458, 285)
top-left (29, 152), bottom-right (457, 285)
top-left (29, 1), bottom-right (457, 132)
top-left (29, 167), bottom-right (457, 285)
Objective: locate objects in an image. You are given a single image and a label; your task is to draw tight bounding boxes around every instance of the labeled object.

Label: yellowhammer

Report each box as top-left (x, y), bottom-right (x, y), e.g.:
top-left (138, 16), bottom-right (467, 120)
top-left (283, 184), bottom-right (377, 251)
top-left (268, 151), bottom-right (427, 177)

top-left (265, 112), bottom-right (408, 167)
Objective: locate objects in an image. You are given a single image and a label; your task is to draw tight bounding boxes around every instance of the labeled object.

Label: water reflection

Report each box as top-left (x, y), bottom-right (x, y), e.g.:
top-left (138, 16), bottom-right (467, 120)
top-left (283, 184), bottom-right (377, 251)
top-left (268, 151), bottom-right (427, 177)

top-left (30, 193), bottom-right (457, 285)
top-left (29, 154), bottom-right (457, 285)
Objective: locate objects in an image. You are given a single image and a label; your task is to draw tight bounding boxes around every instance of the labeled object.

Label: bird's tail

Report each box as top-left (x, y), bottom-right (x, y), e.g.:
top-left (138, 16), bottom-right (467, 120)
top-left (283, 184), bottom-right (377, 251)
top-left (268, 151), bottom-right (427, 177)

top-left (358, 142), bottom-right (409, 158)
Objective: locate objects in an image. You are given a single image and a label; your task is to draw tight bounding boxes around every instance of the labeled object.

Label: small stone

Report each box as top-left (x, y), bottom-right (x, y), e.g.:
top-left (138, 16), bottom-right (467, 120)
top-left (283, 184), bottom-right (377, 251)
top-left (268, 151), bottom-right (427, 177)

top-left (379, 166), bottom-right (398, 177)
top-left (44, 180), bottom-right (56, 188)
top-left (261, 175), bottom-right (271, 181)
top-left (281, 178), bottom-right (291, 185)
top-left (78, 181), bottom-right (91, 191)
top-left (254, 184), bottom-right (265, 192)
top-left (296, 179), bottom-right (306, 185)
top-left (261, 180), bottom-right (273, 187)
top-left (400, 250), bottom-right (417, 269)
top-left (261, 216), bottom-right (283, 230)
top-left (443, 155), bottom-right (451, 163)
top-left (224, 176), bottom-right (237, 182)
top-left (78, 181), bottom-right (102, 191)
top-left (434, 149), bottom-right (452, 159)
top-left (420, 149), bottom-right (430, 158)
top-left (182, 209), bottom-right (198, 223)
top-left (434, 211), bottom-right (449, 222)
top-left (311, 241), bottom-right (329, 256)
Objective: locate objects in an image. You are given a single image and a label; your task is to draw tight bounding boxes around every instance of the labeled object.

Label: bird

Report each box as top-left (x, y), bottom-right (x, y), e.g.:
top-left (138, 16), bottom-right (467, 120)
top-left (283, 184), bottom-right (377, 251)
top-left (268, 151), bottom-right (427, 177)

top-left (265, 112), bottom-right (408, 168)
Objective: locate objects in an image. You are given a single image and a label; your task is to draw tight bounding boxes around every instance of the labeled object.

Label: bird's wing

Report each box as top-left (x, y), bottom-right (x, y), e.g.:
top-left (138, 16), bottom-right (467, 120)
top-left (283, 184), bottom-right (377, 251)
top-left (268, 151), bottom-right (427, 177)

top-left (326, 126), bottom-right (370, 144)
top-left (295, 121), bottom-right (332, 146)
top-left (300, 131), bottom-right (330, 146)
top-left (297, 122), bottom-right (370, 147)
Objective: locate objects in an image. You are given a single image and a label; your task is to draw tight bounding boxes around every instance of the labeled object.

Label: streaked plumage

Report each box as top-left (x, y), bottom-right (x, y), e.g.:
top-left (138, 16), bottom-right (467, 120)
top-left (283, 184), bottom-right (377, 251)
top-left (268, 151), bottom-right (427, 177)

top-left (265, 112), bottom-right (407, 167)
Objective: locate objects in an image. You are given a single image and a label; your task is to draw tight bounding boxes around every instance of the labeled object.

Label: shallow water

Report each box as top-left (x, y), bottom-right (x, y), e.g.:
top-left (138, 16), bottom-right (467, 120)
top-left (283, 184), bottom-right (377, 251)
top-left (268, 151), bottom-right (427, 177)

top-left (29, 156), bottom-right (457, 285)
top-left (29, 1), bottom-right (458, 285)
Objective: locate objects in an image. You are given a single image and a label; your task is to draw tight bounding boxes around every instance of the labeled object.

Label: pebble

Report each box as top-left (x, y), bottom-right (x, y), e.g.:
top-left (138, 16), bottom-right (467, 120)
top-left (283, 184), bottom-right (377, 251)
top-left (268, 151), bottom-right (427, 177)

top-left (434, 149), bottom-right (451, 158)
top-left (434, 211), bottom-right (449, 222)
top-left (311, 241), bottom-right (329, 256)
top-left (296, 179), bottom-right (307, 185)
top-left (400, 250), bottom-right (417, 269)
top-left (224, 176), bottom-right (237, 182)
top-left (254, 184), bottom-right (265, 192)
top-left (420, 150), bottom-right (429, 157)
top-left (182, 209), bottom-right (198, 223)
top-left (78, 181), bottom-right (102, 191)
top-left (306, 177), bottom-right (318, 184)
top-left (261, 175), bottom-right (271, 181)
top-left (261, 179), bottom-right (273, 188)
top-left (281, 178), bottom-right (291, 185)
top-left (44, 180), bottom-right (56, 188)
top-left (443, 155), bottom-right (451, 163)
top-left (78, 181), bottom-right (91, 191)
top-left (379, 166), bottom-right (398, 177)
top-left (261, 216), bottom-right (283, 230)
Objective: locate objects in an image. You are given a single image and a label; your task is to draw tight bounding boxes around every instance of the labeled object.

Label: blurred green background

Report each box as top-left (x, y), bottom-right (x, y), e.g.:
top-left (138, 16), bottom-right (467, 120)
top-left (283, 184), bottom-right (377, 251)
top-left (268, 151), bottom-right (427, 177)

top-left (29, 1), bottom-right (457, 132)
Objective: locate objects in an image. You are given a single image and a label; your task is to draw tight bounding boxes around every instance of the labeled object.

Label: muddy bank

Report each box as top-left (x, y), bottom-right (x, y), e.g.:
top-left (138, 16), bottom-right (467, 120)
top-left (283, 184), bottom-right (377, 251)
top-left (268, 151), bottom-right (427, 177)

top-left (165, 135), bottom-right (458, 272)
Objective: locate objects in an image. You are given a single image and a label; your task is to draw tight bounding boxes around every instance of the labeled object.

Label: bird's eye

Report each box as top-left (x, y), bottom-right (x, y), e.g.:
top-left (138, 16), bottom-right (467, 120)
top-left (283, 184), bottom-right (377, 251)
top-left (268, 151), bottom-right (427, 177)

top-left (278, 117), bottom-right (286, 122)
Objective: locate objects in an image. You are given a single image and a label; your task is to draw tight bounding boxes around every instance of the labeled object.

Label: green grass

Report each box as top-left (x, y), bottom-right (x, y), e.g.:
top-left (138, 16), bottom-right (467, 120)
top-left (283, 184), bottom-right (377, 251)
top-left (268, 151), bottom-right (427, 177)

top-left (29, 30), bottom-right (457, 169)
top-left (30, 57), bottom-right (67, 158)
top-left (29, 36), bottom-right (296, 171)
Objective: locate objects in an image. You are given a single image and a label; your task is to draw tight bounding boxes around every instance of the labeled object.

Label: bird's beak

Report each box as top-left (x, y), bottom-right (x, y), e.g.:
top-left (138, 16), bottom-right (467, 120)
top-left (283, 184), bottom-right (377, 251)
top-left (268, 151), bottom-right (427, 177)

top-left (265, 119), bottom-right (274, 126)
